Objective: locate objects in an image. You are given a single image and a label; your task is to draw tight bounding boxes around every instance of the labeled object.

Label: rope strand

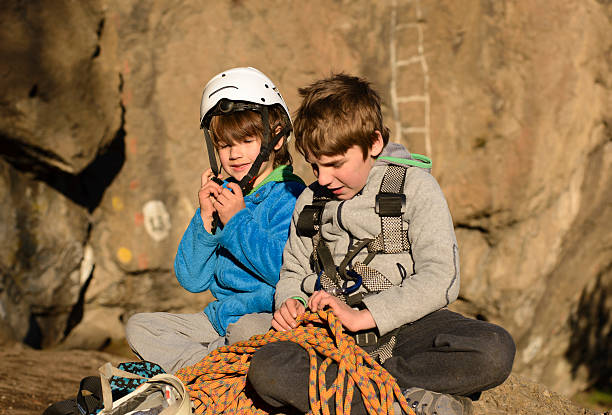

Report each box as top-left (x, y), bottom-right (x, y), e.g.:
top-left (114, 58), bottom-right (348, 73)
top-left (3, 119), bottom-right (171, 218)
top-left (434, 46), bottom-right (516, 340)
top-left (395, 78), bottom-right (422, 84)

top-left (176, 310), bottom-right (414, 415)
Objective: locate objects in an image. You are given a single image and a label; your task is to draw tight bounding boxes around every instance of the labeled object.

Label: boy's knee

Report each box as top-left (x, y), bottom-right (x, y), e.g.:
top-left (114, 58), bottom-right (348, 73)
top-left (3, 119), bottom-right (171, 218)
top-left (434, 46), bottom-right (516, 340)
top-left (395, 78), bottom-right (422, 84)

top-left (247, 341), bottom-right (310, 410)
top-left (479, 326), bottom-right (516, 388)
top-left (248, 341), bottom-right (305, 386)
top-left (488, 326), bottom-right (515, 367)
top-left (125, 313), bottom-right (152, 345)
top-left (227, 313), bottom-right (272, 345)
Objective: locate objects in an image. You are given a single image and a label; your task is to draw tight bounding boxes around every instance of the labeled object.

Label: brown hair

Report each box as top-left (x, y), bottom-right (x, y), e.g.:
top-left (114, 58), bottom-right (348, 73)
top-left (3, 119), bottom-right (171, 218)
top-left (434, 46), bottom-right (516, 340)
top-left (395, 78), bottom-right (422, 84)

top-left (209, 105), bottom-right (292, 168)
top-left (293, 73), bottom-right (390, 161)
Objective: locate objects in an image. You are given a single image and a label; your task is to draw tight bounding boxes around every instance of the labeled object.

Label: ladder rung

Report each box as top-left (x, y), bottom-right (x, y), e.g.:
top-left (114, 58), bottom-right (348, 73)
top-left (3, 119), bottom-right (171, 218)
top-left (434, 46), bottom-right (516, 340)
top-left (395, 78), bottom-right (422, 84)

top-left (397, 95), bottom-right (427, 103)
top-left (396, 56), bottom-right (422, 66)
top-left (402, 127), bottom-right (428, 133)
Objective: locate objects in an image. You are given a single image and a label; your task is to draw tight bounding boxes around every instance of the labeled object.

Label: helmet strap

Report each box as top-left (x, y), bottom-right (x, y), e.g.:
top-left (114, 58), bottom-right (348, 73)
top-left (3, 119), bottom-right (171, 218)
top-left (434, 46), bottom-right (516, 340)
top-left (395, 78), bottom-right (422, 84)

top-left (238, 107), bottom-right (292, 194)
top-left (202, 128), bottom-right (221, 180)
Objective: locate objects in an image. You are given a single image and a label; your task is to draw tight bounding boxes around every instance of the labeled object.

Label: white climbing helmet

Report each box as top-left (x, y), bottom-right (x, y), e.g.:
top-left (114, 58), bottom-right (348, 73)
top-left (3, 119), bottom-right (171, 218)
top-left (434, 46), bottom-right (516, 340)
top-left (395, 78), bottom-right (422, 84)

top-left (199, 66), bottom-right (291, 140)
top-left (198, 67), bottom-right (293, 196)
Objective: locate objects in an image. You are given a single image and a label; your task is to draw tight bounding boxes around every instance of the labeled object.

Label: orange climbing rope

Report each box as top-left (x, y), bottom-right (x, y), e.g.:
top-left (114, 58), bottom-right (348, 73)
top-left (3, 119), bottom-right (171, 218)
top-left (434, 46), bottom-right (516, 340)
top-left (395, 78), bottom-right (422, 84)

top-left (176, 310), bottom-right (415, 415)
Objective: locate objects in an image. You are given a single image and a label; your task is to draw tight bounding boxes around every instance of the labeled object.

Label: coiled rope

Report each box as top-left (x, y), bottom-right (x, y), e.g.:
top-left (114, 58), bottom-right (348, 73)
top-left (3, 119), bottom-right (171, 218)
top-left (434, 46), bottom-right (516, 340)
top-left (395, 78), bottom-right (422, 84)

top-left (175, 310), bottom-right (414, 415)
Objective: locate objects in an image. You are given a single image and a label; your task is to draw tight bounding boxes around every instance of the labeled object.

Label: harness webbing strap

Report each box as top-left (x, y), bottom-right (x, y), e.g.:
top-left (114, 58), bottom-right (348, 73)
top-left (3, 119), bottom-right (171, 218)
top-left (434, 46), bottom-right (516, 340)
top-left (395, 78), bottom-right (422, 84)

top-left (297, 191), bottom-right (344, 296)
top-left (377, 165), bottom-right (409, 254)
top-left (316, 238), bottom-right (343, 296)
top-left (347, 164), bottom-right (409, 361)
top-left (338, 239), bottom-right (372, 280)
top-left (175, 310), bottom-right (415, 415)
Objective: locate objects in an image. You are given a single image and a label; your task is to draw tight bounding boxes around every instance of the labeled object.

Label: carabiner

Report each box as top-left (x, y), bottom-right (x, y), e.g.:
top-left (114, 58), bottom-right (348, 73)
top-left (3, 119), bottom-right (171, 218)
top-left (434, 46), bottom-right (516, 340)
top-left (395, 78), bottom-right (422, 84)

top-left (342, 269), bottom-right (362, 294)
top-left (315, 267), bottom-right (363, 296)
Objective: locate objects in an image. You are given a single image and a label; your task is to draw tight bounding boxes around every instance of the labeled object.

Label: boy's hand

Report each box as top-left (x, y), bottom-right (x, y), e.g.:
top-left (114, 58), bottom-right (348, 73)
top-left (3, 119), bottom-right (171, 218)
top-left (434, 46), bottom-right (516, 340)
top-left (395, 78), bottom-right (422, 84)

top-left (213, 182), bottom-right (246, 225)
top-left (272, 298), bottom-right (306, 331)
top-left (308, 290), bottom-right (376, 332)
top-left (199, 169), bottom-right (222, 232)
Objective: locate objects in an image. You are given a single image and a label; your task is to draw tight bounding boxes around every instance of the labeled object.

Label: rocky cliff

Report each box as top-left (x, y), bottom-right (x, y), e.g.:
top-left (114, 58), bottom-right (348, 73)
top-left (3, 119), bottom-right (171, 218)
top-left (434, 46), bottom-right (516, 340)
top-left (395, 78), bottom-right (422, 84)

top-left (0, 0), bottom-right (610, 407)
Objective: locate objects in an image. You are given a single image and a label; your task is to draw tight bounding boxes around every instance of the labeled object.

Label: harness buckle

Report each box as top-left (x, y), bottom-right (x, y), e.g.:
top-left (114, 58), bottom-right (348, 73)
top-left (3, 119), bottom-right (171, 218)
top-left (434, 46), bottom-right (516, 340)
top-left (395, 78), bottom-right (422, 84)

top-left (375, 193), bottom-right (406, 216)
top-left (353, 331), bottom-right (378, 347)
top-left (297, 205), bottom-right (324, 237)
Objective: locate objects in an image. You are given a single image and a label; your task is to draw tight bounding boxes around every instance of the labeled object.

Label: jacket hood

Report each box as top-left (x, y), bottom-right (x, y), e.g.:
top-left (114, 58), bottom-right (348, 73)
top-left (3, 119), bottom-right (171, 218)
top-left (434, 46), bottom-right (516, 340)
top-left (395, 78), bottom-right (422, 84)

top-left (375, 142), bottom-right (432, 172)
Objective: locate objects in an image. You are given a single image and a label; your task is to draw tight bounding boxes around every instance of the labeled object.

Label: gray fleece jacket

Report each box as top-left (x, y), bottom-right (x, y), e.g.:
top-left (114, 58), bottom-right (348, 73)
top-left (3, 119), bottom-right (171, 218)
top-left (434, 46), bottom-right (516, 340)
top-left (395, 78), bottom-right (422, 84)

top-left (275, 143), bottom-right (460, 336)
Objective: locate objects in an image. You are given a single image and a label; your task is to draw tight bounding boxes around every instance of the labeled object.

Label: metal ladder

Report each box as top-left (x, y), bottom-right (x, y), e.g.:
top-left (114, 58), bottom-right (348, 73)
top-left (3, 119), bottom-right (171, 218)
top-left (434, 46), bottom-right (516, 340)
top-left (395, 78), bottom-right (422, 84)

top-left (389, 0), bottom-right (431, 156)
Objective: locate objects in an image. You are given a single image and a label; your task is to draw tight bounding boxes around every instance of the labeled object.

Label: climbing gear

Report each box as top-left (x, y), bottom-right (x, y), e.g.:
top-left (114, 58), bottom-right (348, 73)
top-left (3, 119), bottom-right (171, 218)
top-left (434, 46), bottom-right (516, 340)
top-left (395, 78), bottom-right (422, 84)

top-left (42, 361), bottom-right (175, 415)
top-left (175, 310), bottom-right (416, 415)
top-left (199, 67), bottom-right (292, 195)
top-left (396, 387), bottom-right (473, 415)
top-left (104, 360), bottom-right (166, 394)
top-left (98, 363), bottom-right (191, 415)
top-left (297, 165), bottom-right (413, 306)
top-left (42, 376), bottom-right (104, 415)
top-left (314, 267), bottom-right (363, 296)
top-left (296, 161), bottom-right (431, 361)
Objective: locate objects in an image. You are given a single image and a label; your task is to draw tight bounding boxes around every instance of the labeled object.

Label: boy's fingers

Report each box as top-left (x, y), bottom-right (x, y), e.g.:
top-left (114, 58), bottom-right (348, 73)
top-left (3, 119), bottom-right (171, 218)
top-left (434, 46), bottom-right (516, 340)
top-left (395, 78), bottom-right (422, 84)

top-left (280, 308), bottom-right (297, 329)
top-left (271, 317), bottom-right (283, 331)
top-left (200, 169), bottom-right (213, 187)
top-left (273, 311), bottom-right (292, 331)
top-left (216, 187), bottom-right (234, 203)
top-left (272, 309), bottom-right (287, 330)
top-left (225, 182), bottom-right (243, 197)
top-left (287, 301), bottom-right (297, 319)
top-left (273, 299), bottom-right (307, 331)
top-left (294, 303), bottom-right (306, 319)
top-left (201, 182), bottom-right (221, 198)
top-left (218, 188), bottom-right (231, 201)
top-left (308, 290), bottom-right (325, 311)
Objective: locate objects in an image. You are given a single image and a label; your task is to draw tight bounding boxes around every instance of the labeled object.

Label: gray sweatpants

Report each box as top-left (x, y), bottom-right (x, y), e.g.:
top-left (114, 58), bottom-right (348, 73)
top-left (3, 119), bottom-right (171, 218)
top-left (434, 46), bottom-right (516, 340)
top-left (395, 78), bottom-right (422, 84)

top-left (125, 311), bottom-right (272, 374)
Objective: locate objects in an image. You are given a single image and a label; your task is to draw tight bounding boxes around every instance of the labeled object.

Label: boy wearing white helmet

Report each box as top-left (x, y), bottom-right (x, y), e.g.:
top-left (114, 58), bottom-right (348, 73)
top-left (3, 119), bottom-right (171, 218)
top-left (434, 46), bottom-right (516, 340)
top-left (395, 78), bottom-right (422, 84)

top-left (126, 67), bottom-right (305, 374)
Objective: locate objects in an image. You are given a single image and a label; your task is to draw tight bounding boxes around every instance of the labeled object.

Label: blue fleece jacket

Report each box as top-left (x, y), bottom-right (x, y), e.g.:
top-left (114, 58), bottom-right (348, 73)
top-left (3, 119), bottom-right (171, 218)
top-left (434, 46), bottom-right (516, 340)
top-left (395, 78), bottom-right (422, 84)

top-left (174, 165), bottom-right (305, 335)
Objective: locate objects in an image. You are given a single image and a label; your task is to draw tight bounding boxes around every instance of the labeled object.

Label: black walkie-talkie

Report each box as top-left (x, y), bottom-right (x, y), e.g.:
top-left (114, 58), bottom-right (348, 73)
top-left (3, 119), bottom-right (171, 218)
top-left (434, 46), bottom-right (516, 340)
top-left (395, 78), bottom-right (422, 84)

top-left (203, 125), bottom-right (225, 234)
top-left (210, 176), bottom-right (223, 234)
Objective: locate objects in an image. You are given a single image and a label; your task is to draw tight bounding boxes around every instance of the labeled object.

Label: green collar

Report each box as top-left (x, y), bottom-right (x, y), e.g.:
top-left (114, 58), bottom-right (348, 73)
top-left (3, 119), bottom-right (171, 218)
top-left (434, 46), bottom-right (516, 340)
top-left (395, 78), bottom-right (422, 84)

top-left (248, 165), bottom-right (304, 195)
top-left (379, 154), bottom-right (432, 169)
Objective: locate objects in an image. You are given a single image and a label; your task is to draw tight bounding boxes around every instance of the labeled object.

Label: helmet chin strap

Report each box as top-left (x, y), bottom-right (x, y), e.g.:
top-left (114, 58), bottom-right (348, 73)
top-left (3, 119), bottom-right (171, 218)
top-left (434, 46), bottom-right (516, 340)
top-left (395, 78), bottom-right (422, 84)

top-left (237, 125), bottom-right (290, 194)
top-left (203, 128), bottom-right (223, 185)
top-left (237, 106), bottom-right (292, 195)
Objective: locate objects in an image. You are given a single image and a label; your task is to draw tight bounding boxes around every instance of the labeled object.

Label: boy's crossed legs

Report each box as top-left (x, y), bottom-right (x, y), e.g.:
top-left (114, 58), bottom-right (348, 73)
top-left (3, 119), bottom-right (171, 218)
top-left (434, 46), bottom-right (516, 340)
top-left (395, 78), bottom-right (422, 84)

top-left (247, 309), bottom-right (515, 415)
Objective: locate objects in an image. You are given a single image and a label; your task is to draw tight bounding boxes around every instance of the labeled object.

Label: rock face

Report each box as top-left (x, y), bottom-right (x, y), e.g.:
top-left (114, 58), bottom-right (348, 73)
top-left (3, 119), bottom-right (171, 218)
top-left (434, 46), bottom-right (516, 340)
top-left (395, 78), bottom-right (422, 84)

top-left (0, 0), bottom-right (610, 404)
top-left (0, 1), bottom-right (122, 175)
top-left (422, 1), bottom-right (612, 397)
top-left (0, 159), bottom-right (90, 348)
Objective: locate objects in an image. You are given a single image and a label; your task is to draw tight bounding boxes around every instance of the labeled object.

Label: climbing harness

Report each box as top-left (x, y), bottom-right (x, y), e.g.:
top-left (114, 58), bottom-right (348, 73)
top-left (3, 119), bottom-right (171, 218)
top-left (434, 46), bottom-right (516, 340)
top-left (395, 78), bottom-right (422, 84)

top-left (175, 310), bottom-right (415, 415)
top-left (296, 159), bottom-right (431, 361)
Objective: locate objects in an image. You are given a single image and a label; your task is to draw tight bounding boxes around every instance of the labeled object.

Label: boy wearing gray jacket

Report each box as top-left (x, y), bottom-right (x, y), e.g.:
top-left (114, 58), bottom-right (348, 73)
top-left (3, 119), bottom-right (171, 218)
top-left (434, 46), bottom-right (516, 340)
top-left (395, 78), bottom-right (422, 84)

top-left (246, 74), bottom-right (516, 415)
